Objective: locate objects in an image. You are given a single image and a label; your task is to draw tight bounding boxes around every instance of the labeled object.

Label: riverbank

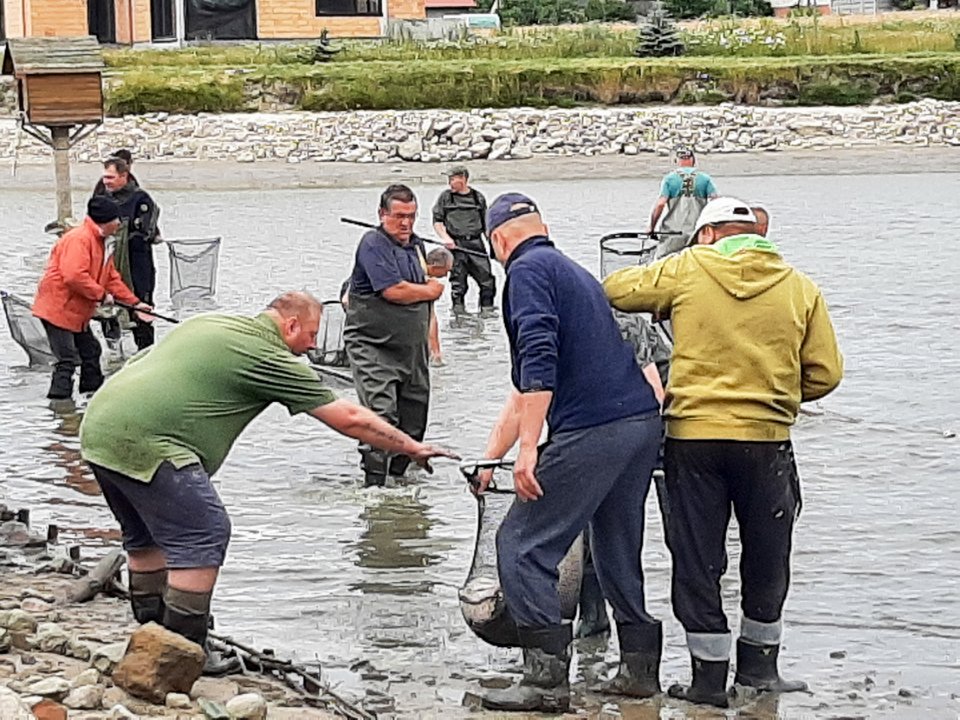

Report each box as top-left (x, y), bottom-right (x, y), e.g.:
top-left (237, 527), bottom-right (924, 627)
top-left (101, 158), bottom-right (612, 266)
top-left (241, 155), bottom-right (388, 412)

top-left (0, 507), bottom-right (348, 720)
top-left (0, 102), bottom-right (957, 172)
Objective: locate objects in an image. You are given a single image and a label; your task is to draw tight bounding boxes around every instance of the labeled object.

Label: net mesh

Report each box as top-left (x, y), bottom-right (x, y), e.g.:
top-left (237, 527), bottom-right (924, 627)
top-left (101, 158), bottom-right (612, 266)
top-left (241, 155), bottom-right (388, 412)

top-left (307, 300), bottom-right (348, 368)
top-left (2, 291), bottom-right (55, 367)
top-left (598, 233), bottom-right (658, 279)
top-left (167, 237), bottom-right (221, 307)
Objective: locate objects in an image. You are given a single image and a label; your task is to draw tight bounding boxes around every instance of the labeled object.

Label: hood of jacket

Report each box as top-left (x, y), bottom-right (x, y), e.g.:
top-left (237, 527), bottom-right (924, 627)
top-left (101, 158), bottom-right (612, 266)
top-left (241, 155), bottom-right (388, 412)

top-left (691, 234), bottom-right (792, 300)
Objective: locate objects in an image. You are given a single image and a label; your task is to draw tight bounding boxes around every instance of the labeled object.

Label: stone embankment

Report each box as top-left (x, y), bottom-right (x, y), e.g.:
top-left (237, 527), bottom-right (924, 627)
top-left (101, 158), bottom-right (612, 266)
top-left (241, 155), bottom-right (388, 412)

top-left (0, 98), bottom-right (958, 165)
top-left (0, 504), bottom-right (343, 720)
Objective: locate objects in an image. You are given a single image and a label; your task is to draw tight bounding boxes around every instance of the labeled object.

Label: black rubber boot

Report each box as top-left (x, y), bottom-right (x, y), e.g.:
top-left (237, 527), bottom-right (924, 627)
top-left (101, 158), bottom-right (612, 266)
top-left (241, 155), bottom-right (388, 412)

top-left (667, 655), bottom-right (730, 708)
top-left (481, 625), bottom-right (572, 713)
top-left (47, 368), bottom-right (75, 400)
top-left (574, 566), bottom-right (609, 639)
top-left (360, 448), bottom-right (388, 487)
top-left (163, 588), bottom-right (240, 677)
top-left (593, 621), bottom-right (662, 698)
top-left (479, 306), bottom-right (498, 319)
top-left (129, 569), bottom-right (166, 625)
top-left (734, 639), bottom-right (808, 693)
top-left (388, 454), bottom-right (411, 478)
top-left (452, 300), bottom-right (467, 316)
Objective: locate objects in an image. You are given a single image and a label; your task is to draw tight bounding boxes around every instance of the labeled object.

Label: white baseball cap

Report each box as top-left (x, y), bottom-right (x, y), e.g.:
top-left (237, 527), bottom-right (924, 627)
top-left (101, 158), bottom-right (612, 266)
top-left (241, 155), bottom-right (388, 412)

top-left (691, 197), bottom-right (757, 237)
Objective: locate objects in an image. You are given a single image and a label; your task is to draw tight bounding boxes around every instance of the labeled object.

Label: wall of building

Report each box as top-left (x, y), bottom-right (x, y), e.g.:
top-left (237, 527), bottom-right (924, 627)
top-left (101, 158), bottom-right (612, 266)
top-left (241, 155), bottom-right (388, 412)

top-left (258, 0), bottom-right (426, 38)
top-left (29, 0), bottom-right (87, 36)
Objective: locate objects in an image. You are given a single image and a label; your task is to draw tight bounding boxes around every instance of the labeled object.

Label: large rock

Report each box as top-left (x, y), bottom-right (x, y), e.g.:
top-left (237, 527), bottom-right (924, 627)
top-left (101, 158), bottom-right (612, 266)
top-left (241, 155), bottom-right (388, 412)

top-left (397, 138), bottom-right (422, 161)
top-left (488, 137), bottom-right (513, 160)
top-left (0, 687), bottom-right (33, 719)
top-left (112, 622), bottom-right (205, 703)
top-left (29, 699), bottom-right (67, 720)
top-left (70, 668), bottom-right (101, 688)
top-left (225, 692), bottom-right (268, 720)
top-left (63, 684), bottom-right (104, 710)
top-left (92, 640), bottom-right (129, 674)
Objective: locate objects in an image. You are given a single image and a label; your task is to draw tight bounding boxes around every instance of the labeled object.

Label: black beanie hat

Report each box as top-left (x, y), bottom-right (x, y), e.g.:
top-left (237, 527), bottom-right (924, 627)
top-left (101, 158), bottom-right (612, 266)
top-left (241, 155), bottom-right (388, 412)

top-left (87, 196), bottom-right (120, 224)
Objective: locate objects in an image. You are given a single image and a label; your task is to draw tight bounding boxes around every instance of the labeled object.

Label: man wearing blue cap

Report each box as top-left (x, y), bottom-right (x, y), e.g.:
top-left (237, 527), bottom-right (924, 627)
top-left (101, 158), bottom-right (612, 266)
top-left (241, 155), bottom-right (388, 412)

top-left (475, 193), bottom-right (664, 712)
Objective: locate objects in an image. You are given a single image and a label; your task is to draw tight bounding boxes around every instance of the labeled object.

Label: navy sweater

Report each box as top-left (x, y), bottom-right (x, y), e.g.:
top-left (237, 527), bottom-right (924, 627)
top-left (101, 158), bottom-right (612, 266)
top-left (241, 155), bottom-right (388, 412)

top-left (503, 236), bottom-right (659, 435)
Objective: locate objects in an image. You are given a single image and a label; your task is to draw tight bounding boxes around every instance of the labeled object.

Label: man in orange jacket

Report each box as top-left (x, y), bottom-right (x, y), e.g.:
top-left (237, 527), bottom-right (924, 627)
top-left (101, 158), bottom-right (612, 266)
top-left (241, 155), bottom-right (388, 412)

top-left (33, 196), bottom-right (151, 400)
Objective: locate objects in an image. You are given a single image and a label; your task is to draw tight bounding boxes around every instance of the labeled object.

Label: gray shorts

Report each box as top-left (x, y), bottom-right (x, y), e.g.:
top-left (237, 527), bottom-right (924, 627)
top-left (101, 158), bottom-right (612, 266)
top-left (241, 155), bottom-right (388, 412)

top-left (90, 461), bottom-right (231, 569)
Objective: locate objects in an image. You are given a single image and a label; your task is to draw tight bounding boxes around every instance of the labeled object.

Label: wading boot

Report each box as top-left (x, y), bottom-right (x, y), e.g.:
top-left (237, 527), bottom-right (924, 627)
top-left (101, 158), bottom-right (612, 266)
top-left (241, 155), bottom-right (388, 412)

top-left (452, 301), bottom-right (467, 317)
top-left (734, 639), bottom-right (808, 693)
top-left (481, 624), bottom-right (572, 713)
top-left (667, 654), bottom-right (730, 708)
top-left (360, 448), bottom-right (388, 488)
top-left (479, 306), bottom-right (498, 320)
top-left (129, 569), bottom-right (166, 625)
top-left (163, 588), bottom-right (240, 677)
top-left (593, 621), bottom-right (662, 698)
top-left (574, 569), bottom-right (609, 639)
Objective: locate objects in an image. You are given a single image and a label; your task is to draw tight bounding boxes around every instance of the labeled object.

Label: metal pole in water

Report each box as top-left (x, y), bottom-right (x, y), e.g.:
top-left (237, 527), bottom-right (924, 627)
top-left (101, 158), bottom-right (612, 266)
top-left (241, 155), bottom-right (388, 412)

top-left (51, 126), bottom-right (73, 224)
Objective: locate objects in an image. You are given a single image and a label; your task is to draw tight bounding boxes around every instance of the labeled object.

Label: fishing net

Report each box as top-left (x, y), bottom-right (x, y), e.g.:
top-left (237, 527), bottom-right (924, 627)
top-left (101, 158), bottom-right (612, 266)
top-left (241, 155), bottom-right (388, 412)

top-left (167, 237), bottom-right (221, 307)
top-left (1, 291), bottom-right (55, 367)
top-left (307, 300), bottom-right (348, 368)
top-left (598, 232), bottom-right (658, 279)
top-left (458, 466), bottom-right (582, 648)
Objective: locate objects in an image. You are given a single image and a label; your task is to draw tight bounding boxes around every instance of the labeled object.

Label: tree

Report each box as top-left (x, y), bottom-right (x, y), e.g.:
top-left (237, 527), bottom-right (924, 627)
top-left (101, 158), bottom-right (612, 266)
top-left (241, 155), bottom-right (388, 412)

top-left (635, 3), bottom-right (685, 57)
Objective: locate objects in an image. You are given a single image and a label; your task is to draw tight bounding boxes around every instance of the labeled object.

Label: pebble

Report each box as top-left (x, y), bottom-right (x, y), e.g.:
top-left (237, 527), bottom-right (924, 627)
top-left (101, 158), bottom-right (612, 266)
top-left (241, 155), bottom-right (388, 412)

top-left (166, 691), bottom-right (192, 709)
top-left (0, 609), bottom-right (38, 635)
top-left (36, 622), bottom-right (70, 653)
top-left (225, 692), bottom-right (268, 720)
top-left (91, 640), bottom-right (129, 674)
top-left (62, 684), bottom-right (104, 710)
top-left (107, 704), bottom-right (139, 720)
top-left (70, 668), bottom-right (101, 688)
top-left (199, 697), bottom-right (231, 719)
top-left (0, 101), bottom-right (958, 165)
top-left (22, 676), bottom-right (70, 700)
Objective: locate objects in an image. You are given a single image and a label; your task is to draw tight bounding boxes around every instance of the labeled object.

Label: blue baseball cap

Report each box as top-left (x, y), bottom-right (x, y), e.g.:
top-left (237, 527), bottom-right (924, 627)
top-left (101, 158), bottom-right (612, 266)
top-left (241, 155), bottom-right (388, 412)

top-left (486, 193), bottom-right (540, 234)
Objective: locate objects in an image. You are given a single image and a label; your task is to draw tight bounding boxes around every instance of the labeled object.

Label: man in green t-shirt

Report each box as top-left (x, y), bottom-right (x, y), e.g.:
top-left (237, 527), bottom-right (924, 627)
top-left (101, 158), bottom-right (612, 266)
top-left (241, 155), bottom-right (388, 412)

top-left (80, 291), bottom-right (454, 670)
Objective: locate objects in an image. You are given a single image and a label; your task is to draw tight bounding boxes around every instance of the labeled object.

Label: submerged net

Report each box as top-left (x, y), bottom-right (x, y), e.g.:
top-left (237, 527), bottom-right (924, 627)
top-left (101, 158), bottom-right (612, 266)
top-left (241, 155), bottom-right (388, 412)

top-left (307, 300), bottom-right (348, 368)
top-left (167, 237), bottom-right (221, 306)
top-left (459, 469), bottom-right (582, 648)
top-left (599, 232), bottom-right (658, 279)
top-left (2, 291), bottom-right (55, 367)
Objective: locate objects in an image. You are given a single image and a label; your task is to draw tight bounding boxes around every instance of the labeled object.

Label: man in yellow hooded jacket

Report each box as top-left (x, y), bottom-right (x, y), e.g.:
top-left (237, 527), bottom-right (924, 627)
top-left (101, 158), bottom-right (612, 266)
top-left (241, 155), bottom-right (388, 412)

top-left (603, 197), bottom-right (843, 708)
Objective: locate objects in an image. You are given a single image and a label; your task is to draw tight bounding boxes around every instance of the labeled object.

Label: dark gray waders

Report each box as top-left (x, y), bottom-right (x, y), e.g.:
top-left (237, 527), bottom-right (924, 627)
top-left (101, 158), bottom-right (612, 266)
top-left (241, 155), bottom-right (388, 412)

top-left (344, 292), bottom-right (431, 486)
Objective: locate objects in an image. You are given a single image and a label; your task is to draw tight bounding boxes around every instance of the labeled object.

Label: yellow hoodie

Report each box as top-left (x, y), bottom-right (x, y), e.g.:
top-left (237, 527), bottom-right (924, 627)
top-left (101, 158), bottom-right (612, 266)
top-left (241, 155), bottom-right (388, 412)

top-left (603, 235), bottom-right (843, 441)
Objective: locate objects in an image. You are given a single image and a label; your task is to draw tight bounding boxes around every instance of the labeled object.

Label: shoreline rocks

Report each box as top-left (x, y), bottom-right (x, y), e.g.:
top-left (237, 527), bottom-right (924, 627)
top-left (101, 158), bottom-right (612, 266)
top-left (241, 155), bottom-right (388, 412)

top-left (0, 100), bottom-right (957, 166)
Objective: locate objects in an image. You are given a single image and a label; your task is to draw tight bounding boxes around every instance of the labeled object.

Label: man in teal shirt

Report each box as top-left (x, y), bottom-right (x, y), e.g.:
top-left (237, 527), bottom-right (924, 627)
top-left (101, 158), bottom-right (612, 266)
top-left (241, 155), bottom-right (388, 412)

top-left (80, 291), bottom-right (453, 670)
top-left (649, 148), bottom-right (719, 259)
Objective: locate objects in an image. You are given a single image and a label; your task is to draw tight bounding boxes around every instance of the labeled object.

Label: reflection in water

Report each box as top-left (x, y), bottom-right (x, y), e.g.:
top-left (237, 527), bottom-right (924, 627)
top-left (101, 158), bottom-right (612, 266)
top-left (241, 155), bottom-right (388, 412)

top-left (43, 401), bottom-right (100, 496)
top-left (350, 489), bottom-right (443, 595)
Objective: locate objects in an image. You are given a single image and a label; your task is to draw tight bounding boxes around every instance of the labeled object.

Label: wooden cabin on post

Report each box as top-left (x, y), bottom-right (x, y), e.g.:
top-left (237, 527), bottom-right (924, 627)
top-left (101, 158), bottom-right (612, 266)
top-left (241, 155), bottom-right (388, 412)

top-left (2, 36), bottom-right (105, 224)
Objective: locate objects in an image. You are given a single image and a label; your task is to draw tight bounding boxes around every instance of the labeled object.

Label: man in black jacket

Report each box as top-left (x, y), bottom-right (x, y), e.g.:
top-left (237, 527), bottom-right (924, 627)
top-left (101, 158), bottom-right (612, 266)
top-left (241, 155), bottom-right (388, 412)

top-left (432, 166), bottom-right (497, 318)
top-left (99, 156), bottom-right (161, 350)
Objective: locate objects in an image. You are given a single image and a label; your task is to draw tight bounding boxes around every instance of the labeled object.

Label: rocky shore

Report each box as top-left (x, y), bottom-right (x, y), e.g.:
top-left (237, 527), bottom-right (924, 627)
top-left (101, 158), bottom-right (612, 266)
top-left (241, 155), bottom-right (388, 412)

top-left (0, 506), bottom-right (346, 720)
top-left (1, 100), bottom-right (958, 166)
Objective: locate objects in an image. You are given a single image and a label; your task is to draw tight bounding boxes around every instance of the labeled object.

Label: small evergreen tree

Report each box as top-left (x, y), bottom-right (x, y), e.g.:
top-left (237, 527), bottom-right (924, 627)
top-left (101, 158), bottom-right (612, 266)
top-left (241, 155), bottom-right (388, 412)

top-left (635, 4), bottom-right (685, 58)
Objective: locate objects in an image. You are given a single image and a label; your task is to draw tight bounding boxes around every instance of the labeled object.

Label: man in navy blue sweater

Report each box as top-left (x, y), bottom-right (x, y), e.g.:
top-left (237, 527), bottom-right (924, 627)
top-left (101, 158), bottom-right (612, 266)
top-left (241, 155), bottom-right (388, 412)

top-left (476, 193), bottom-right (663, 712)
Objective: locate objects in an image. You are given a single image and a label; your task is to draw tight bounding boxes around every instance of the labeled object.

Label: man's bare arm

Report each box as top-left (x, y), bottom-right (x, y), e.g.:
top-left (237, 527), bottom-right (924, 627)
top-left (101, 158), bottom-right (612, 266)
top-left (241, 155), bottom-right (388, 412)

top-left (649, 196), bottom-right (668, 234)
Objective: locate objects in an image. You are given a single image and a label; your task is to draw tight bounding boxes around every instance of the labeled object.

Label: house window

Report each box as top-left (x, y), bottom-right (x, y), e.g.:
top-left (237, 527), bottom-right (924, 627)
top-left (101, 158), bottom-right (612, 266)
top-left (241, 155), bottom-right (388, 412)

top-left (316, 0), bottom-right (382, 15)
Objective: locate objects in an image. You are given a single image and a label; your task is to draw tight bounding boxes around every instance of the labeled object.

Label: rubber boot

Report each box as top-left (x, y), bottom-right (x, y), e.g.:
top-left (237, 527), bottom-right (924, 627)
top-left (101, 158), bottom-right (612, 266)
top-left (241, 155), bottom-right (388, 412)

top-left (593, 621), bottom-right (662, 698)
top-left (360, 447), bottom-right (388, 487)
top-left (47, 367), bottom-right (75, 400)
top-left (667, 655), bottom-right (730, 708)
top-left (388, 454), bottom-right (411, 478)
top-left (479, 306), bottom-right (498, 320)
top-left (574, 564), bottom-right (609, 639)
top-left (129, 569), bottom-right (166, 625)
top-left (452, 300), bottom-right (467, 316)
top-left (163, 588), bottom-right (240, 677)
top-left (734, 639), bottom-right (808, 693)
top-left (481, 624), bottom-right (572, 713)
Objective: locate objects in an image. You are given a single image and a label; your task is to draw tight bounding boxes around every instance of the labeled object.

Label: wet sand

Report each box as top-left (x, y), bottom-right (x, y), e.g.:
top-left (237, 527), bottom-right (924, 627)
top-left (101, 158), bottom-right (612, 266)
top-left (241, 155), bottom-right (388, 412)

top-left (1, 145), bottom-right (956, 193)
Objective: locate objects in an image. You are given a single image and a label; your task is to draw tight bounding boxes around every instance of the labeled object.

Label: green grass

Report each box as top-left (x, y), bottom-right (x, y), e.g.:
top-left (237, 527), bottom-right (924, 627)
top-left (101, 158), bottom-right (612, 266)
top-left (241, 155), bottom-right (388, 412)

top-left (103, 53), bottom-right (960, 114)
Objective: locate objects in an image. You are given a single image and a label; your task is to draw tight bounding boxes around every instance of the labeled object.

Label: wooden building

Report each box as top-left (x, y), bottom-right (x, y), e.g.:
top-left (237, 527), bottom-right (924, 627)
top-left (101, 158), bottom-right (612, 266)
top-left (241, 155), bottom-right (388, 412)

top-left (0, 0), bottom-right (427, 43)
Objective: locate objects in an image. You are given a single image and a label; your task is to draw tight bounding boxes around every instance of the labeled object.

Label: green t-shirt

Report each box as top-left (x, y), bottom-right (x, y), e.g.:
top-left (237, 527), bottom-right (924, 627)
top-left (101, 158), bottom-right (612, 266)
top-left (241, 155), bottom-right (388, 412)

top-left (80, 313), bottom-right (336, 482)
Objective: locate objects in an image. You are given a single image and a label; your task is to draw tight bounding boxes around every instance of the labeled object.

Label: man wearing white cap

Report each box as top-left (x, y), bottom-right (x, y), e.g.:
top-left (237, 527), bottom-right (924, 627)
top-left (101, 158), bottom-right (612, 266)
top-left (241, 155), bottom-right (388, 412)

top-left (603, 197), bottom-right (844, 707)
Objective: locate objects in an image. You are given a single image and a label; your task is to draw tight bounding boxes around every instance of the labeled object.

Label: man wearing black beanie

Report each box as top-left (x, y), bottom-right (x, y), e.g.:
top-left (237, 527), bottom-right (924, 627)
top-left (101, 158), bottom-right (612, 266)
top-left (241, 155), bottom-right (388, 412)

top-left (33, 196), bottom-right (152, 399)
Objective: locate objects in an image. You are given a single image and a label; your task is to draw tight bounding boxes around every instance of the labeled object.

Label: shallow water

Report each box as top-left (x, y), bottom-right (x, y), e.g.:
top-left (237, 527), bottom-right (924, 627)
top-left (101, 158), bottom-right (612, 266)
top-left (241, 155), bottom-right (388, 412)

top-left (2, 169), bottom-right (960, 719)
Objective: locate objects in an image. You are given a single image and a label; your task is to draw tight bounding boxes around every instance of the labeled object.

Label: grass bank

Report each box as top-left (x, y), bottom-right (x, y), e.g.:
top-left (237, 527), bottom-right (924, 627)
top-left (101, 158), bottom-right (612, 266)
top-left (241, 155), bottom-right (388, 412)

top-left (105, 53), bottom-right (960, 114)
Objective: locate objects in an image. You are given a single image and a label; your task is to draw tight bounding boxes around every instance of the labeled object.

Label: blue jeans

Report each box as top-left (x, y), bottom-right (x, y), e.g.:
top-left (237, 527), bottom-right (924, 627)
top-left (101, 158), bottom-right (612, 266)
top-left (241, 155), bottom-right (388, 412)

top-left (496, 413), bottom-right (662, 628)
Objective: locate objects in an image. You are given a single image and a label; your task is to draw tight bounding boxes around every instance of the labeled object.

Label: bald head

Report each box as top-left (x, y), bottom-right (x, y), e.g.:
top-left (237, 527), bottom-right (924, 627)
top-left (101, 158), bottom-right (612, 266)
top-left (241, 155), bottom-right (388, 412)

top-left (266, 291), bottom-right (322, 355)
top-left (489, 212), bottom-right (549, 264)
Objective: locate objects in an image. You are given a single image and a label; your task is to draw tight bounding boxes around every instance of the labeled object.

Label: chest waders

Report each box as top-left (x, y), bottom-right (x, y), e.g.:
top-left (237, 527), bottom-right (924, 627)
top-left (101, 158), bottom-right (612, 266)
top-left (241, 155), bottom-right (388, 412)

top-left (655, 171), bottom-right (710, 259)
top-left (343, 292), bottom-right (431, 486)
